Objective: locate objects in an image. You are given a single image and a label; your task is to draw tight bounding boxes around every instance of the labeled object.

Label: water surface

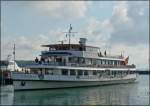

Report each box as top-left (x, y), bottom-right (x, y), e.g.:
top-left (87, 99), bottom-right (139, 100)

top-left (1, 75), bottom-right (149, 105)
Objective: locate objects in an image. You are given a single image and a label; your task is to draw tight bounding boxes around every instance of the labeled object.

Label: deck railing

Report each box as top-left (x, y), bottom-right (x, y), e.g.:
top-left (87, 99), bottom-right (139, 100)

top-left (81, 64), bottom-right (136, 68)
top-left (26, 62), bottom-right (135, 69)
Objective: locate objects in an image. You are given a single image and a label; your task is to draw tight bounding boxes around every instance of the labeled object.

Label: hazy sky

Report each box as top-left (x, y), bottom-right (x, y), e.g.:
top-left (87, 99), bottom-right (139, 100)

top-left (1, 1), bottom-right (149, 69)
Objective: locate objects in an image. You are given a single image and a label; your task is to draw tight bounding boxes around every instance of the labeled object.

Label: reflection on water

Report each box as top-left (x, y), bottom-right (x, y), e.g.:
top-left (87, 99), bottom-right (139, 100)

top-left (1, 75), bottom-right (149, 105)
top-left (0, 85), bottom-right (14, 105)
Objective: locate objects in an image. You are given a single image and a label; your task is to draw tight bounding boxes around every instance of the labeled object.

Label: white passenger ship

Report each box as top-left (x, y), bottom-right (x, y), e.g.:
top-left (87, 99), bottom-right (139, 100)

top-left (3, 25), bottom-right (137, 90)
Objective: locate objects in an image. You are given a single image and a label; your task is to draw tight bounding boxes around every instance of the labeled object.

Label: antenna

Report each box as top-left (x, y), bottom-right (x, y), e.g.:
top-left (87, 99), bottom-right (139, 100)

top-left (63, 24), bottom-right (77, 49)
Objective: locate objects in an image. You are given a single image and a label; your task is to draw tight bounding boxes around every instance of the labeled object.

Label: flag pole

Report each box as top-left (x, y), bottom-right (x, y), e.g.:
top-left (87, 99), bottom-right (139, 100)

top-left (69, 24), bottom-right (72, 49)
top-left (13, 44), bottom-right (16, 71)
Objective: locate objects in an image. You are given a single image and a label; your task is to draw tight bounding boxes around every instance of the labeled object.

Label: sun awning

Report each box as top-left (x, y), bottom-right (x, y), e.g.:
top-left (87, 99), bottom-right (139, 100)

top-left (41, 51), bottom-right (72, 56)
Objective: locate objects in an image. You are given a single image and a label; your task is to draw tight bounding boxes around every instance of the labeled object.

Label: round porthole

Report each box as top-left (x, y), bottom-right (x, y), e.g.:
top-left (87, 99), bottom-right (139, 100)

top-left (21, 81), bottom-right (26, 86)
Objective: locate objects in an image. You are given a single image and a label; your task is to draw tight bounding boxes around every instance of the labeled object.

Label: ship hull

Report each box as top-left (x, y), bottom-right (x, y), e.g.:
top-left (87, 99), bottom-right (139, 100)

top-left (13, 78), bottom-right (136, 91)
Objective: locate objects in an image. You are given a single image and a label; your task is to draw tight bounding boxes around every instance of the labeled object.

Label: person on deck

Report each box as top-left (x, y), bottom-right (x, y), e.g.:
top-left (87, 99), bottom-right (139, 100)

top-left (35, 57), bottom-right (39, 63)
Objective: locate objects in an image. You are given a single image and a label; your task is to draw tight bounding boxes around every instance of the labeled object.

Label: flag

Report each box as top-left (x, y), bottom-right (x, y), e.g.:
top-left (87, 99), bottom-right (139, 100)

top-left (124, 56), bottom-right (129, 65)
top-left (104, 50), bottom-right (106, 56)
top-left (69, 24), bottom-right (72, 32)
top-left (70, 24), bottom-right (72, 30)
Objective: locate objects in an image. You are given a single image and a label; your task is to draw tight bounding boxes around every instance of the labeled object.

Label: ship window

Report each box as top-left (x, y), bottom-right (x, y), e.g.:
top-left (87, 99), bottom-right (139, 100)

top-left (96, 59), bottom-right (101, 65)
top-left (112, 71), bottom-right (114, 75)
top-left (105, 60), bottom-right (108, 65)
top-left (69, 57), bottom-right (79, 63)
top-left (69, 57), bottom-right (72, 63)
top-left (102, 60), bottom-right (105, 65)
top-left (70, 70), bottom-right (76, 75)
top-left (61, 69), bottom-right (68, 75)
top-left (84, 70), bottom-right (88, 75)
top-left (100, 60), bottom-right (102, 64)
top-left (114, 61), bottom-right (117, 65)
top-left (85, 58), bottom-right (92, 65)
top-left (111, 60), bottom-right (113, 65)
top-left (92, 59), bottom-right (96, 65)
top-left (112, 61), bottom-right (114, 65)
top-left (106, 70), bottom-right (110, 75)
top-left (77, 70), bottom-right (83, 75)
top-left (93, 70), bottom-right (97, 75)
top-left (109, 60), bottom-right (111, 65)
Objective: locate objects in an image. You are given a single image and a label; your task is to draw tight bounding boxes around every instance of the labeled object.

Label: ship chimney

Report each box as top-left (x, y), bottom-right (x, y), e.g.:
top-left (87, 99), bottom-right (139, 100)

top-left (79, 38), bottom-right (87, 46)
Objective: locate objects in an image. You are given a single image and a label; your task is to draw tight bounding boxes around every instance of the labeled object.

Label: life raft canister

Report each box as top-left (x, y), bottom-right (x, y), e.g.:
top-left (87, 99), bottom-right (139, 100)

top-left (4, 71), bottom-right (11, 79)
top-left (4, 71), bottom-right (13, 85)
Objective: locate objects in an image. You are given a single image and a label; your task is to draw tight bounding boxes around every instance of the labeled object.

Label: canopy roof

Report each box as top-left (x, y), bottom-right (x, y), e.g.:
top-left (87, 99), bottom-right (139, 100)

top-left (41, 44), bottom-right (100, 51)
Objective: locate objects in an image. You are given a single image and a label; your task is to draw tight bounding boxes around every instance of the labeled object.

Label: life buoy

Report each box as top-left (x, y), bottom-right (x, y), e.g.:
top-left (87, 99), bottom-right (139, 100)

top-left (21, 81), bottom-right (26, 86)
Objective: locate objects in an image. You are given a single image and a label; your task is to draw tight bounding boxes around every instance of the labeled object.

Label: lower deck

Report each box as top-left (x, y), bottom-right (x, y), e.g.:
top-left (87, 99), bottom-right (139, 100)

top-left (11, 72), bottom-right (137, 81)
top-left (12, 75), bottom-right (136, 90)
top-left (2, 68), bottom-right (138, 90)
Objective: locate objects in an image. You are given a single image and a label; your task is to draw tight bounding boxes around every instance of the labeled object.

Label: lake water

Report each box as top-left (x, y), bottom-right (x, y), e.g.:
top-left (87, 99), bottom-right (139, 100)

top-left (1, 75), bottom-right (149, 105)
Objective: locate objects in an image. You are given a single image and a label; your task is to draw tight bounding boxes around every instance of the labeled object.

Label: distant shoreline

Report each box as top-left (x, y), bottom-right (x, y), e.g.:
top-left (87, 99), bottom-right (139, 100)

top-left (136, 71), bottom-right (150, 75)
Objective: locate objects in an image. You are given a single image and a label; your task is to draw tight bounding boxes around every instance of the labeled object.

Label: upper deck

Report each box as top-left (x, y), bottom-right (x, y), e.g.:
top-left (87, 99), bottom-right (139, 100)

top-left (41, 44), bottom-right (124, 60)
top-left (42, 44), bottom-right (99, 51)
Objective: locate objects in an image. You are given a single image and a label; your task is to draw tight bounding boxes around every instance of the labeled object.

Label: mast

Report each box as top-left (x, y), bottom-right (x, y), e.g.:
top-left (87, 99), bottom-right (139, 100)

top-left (68, 24), bottom-right (72, 45)
top-left (65, 24), bottom-right (77, 49)
top-left (13, 44), bottom-right (16, 71)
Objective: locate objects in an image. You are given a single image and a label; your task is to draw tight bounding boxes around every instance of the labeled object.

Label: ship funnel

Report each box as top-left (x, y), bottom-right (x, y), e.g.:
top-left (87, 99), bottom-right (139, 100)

top-left (79, 38), bottom-right (87, 46)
